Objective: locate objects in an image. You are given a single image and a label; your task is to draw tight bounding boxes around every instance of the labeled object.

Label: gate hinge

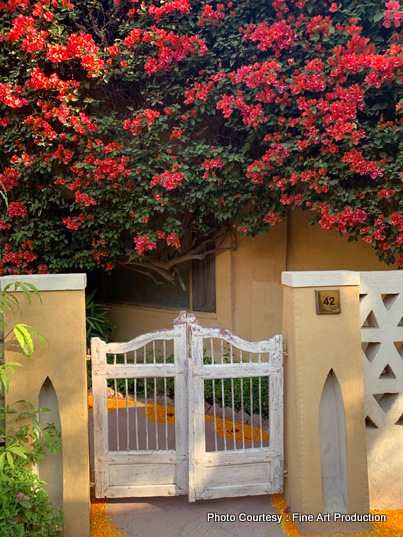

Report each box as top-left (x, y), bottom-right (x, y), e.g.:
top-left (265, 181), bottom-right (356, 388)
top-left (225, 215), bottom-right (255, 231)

top-left (283, 468), bottom-right (288, 477)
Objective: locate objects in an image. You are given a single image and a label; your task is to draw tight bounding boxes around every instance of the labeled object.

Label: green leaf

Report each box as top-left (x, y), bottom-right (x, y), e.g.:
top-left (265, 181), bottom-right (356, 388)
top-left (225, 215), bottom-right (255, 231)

top-left (373, 12), bottom-right (384, 22)
top-left (6, 452), bottom-right (14, 468)
top-left (13, 325), bottom-right (34, 358)
top-left (8, 446), bottom-right (28, 459)
top-left (0, 452), bottom-right (5, 473)
top-left (0, 369), bottom-right (10, 393)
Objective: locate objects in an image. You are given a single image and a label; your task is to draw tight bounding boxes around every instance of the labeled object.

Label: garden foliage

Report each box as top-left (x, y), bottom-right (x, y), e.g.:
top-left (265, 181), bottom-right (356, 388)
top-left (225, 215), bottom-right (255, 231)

top-left (0, 0), bottom-right (402, 277)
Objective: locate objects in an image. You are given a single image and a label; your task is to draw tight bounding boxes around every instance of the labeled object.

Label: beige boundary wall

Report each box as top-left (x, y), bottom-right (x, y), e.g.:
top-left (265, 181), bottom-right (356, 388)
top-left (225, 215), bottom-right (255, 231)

top-left (281, 271), bottom-right (371, 536)
top-left (107, 209), bottom-right (397, 344)
top-left (2, 274), bottom-right (90, 537)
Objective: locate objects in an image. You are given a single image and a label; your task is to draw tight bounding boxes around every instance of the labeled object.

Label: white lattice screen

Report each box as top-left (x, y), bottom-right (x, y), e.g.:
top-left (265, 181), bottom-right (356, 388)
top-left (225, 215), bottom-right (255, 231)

top-left (360, 271), bottom-right (403, 509)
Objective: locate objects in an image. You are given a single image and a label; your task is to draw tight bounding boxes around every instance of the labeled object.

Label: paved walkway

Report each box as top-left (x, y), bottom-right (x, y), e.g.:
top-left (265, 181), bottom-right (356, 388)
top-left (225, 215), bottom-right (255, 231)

top-left (105, 494), bottom-right (289, 537)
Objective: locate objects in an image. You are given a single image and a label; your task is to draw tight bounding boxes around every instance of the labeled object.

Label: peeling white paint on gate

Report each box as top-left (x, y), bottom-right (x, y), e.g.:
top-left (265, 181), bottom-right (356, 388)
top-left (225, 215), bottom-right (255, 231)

top-left (91, 312), bottom-right (283, 501)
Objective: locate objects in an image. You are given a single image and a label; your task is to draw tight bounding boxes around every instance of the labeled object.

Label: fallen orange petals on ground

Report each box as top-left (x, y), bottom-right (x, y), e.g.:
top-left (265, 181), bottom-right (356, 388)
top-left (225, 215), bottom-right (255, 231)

top-left (205, 414), bottom-right (270, 443)
top-left (142, 401), bottom-right (176, 425)
top-left (88, 395), bottom-right (144, 412)
top-left (88, 396), bottom-right (268, 443)
top-left (141, 401), bottom-right (269, 443)
top-left (90, 501), bottom-right (126, 537)
top-left (271, 494), bottom-right (403, 537)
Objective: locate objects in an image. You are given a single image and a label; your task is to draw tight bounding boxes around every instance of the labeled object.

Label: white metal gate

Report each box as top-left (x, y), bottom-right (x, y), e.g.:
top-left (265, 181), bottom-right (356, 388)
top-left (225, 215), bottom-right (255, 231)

top-left (91, 312), bottom-right (283, 500)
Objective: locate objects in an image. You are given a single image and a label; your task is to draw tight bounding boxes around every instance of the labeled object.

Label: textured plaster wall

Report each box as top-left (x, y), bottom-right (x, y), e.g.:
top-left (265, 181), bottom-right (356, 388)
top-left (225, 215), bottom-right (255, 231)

top-left (2, 276), bottom-right (90, 537)
top-left (286, 209), bottom-right (397, 271)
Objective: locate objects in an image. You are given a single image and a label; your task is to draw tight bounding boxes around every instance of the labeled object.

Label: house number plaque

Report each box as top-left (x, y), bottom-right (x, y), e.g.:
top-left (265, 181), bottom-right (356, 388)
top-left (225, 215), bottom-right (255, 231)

top-left (315, 290), bottom-right (341, 314)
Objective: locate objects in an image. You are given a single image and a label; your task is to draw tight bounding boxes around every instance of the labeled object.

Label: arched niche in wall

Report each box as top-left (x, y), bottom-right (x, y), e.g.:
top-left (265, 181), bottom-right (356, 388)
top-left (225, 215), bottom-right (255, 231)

top-left (36, 377), bottom-right (63, 509)
top-left (319, 369), bottom-right (348, 514)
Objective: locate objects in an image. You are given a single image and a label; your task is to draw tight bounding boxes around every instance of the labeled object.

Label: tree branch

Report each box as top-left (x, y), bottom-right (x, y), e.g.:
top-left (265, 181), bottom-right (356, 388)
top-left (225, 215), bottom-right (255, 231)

top-left (119, 227), bottom-right (237, 289)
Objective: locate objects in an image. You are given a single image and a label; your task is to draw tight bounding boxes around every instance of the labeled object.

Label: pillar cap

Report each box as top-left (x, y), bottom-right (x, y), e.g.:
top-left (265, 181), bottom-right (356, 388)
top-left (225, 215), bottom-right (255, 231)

top-left (0, 274), bottom-right (87, 292)
top-left (281, 271), bottom-right (360, 288)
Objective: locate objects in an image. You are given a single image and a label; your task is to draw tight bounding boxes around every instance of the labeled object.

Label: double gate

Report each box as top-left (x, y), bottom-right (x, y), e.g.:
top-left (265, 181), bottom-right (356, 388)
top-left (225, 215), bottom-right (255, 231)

top-left (91, 312), bottom-right (283, 501)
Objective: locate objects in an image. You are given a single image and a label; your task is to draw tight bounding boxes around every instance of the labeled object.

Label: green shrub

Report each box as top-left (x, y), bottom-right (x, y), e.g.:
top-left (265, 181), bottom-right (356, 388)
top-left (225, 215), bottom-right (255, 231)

top-left (86, 289), bottom-right (116, 389)
top-left (0, 465), bottom-right (63, 537)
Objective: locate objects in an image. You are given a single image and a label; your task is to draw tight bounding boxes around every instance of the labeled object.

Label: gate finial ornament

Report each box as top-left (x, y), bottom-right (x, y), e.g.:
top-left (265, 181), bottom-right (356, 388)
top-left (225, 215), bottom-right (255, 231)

top-left (173, 311), bottom-right (200, 326)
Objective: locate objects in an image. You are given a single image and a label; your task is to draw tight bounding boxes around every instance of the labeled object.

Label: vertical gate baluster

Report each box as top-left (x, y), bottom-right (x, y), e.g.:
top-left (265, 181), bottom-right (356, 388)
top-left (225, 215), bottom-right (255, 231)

top-left (240, 377), bottom-right (245, 449)
top-left (210, 338), bottom-right (218, 452)
top-left (259, 377), bottom-right (263, 448)
top-left (114, 378), bottom-right (119, 451)
top-left (144, 375), bottom-right (149, 451)
top-left (163, 340), bottom-right (168, 450)
top-left (134, 377), bottom-right (139, 450)
top-left (212, 379), bottom-right (217, 451)
top-left (154, 376), bottom-right (159, 451)
top-left (152, 341), bottom-right (158, 450)
top-left (221, 378), bottom-right (227, 451)
top-left (124, 353), bottom-right (129, 451)
top-left (143, 346), bottom-right (149, 450)
top-left (250, 376), bottom-right (254, 449)
top-left (164, 377), bottom-right (168, 450)
top-left (231, 378), bottom-right (236, 450)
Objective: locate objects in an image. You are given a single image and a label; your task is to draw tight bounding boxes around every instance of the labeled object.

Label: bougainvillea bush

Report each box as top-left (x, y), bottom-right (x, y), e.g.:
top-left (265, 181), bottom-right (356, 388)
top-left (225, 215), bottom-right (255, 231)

top-left (0, 0), bottom-right (402, 280)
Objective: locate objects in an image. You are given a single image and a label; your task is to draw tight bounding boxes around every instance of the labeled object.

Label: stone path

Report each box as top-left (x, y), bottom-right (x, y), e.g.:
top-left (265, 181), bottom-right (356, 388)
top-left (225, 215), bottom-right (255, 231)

top-left (105, 494), bottom-right (288, 537)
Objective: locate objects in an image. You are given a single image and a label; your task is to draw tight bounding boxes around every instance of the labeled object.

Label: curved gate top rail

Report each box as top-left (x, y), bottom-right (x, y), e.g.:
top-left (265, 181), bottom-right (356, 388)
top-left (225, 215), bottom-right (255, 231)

top-left (91, 311), bottom-right (284, 501)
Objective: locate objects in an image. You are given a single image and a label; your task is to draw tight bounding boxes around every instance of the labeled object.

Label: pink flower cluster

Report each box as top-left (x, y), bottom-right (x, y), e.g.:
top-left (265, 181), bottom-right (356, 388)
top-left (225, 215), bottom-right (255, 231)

top-left (0, 167), bottom-right (20, 191)
top-left (47, 33), bottom-right (104, 76)
top-left (123, 109), bottom-right (160, 136)
top-left (143, 27), bottom-right (208, 74)
top-left (0, 83), bottom-right (28, 108)
top-left (243, 21), bottom-right (296, 54)
top-left (342, 149), bottom-right (384, 179)
top-left (134, 235), bottom-right (157, 255)
top-left (149, 0), bottom-right (190, 22)
top-left (382, 0), bottom-right (402, 28)
top-left (217, 90), bottom-right (267, 128)
top-left (7, 201), bottom-right (27, 218)
top-left (199, 3), bottom-right (225, 26)
top-left (157, 231), bottom-right (181, 247)
top-left (150, 170), bottom-right (184, 190)
top-left (184, 81), bottom-right (214, 104)
top-left (263, 210), bottom-right (282, 225)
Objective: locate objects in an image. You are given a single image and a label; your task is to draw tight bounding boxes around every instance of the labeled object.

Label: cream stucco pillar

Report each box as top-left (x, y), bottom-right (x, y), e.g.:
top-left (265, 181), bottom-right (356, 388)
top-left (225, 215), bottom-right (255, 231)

top-left (2, 274), bottom-right (90, 537)
top-left (281, 271), bottom-right (370, 536)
